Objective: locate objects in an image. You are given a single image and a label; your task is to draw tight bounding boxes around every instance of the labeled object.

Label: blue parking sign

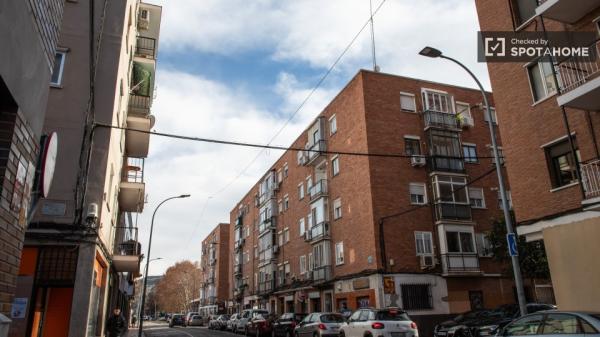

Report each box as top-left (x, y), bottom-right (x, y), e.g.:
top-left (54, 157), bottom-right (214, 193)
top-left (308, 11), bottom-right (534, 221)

top-left (507, 233), bottom-right (518, 257)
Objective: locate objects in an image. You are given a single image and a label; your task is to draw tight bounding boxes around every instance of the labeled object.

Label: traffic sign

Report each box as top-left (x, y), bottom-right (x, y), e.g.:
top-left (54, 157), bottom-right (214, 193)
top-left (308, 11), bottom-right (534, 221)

top-left (507, 233), bottom-right (518, 257)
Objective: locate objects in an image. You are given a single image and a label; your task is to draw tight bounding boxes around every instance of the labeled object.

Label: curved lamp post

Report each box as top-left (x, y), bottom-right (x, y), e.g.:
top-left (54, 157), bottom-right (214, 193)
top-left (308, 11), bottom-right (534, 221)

top-left (136, 257), bottom-right (162, 323)
top-left (419, 46), bottom-right (527, 317)
top-left (138, 194), bottom-right (190, 336)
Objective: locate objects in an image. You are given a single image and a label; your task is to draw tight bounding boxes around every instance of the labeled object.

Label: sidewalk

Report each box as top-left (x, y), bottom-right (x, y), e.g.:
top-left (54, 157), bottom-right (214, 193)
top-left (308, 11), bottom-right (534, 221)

top-left (127, 328), bottom-right (143, 337)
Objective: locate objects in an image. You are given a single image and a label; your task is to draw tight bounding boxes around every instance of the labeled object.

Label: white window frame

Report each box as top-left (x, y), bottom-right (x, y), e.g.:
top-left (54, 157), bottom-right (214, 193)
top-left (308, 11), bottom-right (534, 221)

top-left (284, 228), bottom-right (290, 243)
top-left (283, 195), bottom-right (289, 211)
top-left (455, 101), bottom-right (472, 120)
top-left (329, 114), bottom-right (337, 135)
top-left (299, 218), bottom-right (306, 237)
top-left (298, 183), bottom-right (305, 200)
top-left (476, 233), bottom-right (493, 257)
top-left (409, 183), bottom-right (427, 205)
top-left (414, 231), bottom-right (433, 256)
top-left (283, 163), bottom-right (289, 178)
top-left (400, 92), bottom-right (417, 113)
top-left (463, 143), bottom-right (478, 164)
top-left (332, 155), bottom-right (340, 176)
top-left (335, 242), bottom-right (345, 265)
top-left (445, 229), bottom-right (476, 254)
top-left (468, 187), bottom-right (486, 209)
top-left (300, 255), bottom-right (307, 274)
top-left (526, 59), bottom-right (557, 103)
top-left (50, 51), bottom-right (67, 86)
top-left (333, 198), bottom-right (342, 220)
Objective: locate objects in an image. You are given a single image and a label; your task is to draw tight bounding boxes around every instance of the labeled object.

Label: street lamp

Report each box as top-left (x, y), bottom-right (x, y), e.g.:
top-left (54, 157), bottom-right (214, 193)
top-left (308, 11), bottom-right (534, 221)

top-left (419, 46), bottom-right (527, 317)
top-left (138, 194), bottom-right (190, 336)
top-left (136, 257), bottom-right (162, 323)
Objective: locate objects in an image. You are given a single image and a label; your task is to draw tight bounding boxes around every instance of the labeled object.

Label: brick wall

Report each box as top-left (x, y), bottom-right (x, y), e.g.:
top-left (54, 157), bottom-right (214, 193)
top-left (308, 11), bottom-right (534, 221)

top-left (0, 106), bottom-right (40, 315)
top-left (28, 0), bottom-right (65, 68)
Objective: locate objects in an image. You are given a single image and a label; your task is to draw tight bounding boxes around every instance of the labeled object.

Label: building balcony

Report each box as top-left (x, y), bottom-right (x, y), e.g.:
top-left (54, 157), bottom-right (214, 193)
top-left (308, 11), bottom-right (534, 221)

top-left (119, 158), bottom-right (145, 212)
top-left (535, 0), bottom-right (600, 24)
top-left (125, 114), bottom-right (153, 158)
top-left (311, 265), bottom-right (332, 283)
top-left (233, 264), bottom-right (242, 277)
top-left (556, 39), bottom-right (600, 110)
top-left (209, 258), bottom-right (217, 266)
top-left (581, 159), bottom-right (600, 201)
top-left (309, 179), bottom-right (328, 201)
top-left (428, 156), bottom-right (465, 173)
top-left (304, 221), bottom-right (330, 244)
top-left (434, 203), bottom-right (472, 222)
top-left (234, 238), bottom-right (245, 251)
top-left (135, 36), bottom-right (157, 59)
top-left (207, 276), bottom-right (215, 284)
top-left (235, 215), bottom-right (243, 228)
top-left (423, 110), bottom-right (460, 131)
top-left (257, 279), bottom-right (275, 296)
top-left (113, 226), bottom-right (142, 274)
top-left (258, 216), bottom-right (277, 235)
top-left (441, 253), bottom-right (481, 275)
top-left (128, 94), bottom-right (151, 116)
top-left (258, 188), bottom-right (277, 206)
top-left (305, 140), bottom-right (327, 166)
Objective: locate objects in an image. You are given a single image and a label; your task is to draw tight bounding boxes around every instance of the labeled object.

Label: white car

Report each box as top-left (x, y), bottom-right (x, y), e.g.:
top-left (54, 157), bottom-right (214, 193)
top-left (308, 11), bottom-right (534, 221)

top-left (340, 308), bottom-right (419, 337)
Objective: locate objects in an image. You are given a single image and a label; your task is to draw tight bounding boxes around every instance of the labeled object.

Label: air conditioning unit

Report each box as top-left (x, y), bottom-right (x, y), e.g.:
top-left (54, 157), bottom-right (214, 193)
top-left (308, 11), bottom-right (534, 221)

top-left (410, 155), bottom-right (426, 167)
top-left (420, 255), bottom-right (435, 269)
top-left (461, 116), bottom-right (475, 128)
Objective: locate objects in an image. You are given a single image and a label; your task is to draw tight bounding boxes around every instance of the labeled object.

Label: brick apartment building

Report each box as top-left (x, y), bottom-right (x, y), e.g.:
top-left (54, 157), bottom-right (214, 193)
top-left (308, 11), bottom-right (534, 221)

top-left (9, 1), bottom-right (162, 336)
top-left (474, 0), bottom-right (600, 311)
top-left (199, 223), bottom-right (230, 311)
top-left (228, 70), bottom-right (521, 329)
top-left (0, 0), bottom-right (64, 332)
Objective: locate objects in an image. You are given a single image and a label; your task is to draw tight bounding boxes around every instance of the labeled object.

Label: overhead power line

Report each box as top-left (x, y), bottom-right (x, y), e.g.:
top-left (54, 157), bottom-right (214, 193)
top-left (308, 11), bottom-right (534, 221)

top-left (94, 123), bottom-right (503, 160)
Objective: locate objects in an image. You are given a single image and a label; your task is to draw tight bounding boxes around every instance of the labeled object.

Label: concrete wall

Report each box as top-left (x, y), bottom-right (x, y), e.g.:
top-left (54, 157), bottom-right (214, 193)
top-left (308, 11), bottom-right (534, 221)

top-left (543, 217), bottom-right (600, 311)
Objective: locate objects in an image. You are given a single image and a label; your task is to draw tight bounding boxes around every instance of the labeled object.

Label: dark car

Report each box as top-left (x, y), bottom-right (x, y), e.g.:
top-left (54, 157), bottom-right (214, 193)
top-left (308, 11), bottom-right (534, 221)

top-left (169, 314), bottom-right (186, 328)
top-left (434, 304), bottom-right (557, 337)
top-left (246, 313), bottom-right (277, 337)
top-left (272, 313), bottom-right (308, 337)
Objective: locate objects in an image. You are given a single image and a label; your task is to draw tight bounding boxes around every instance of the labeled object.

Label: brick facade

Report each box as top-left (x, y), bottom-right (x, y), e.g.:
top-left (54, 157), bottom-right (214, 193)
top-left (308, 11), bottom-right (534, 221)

top-left (199, 223), bottom-right (230, 308)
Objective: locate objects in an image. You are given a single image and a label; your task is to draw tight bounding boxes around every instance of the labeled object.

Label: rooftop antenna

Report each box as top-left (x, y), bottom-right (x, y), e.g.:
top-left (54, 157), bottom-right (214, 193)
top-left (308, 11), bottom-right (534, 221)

top-left (369, 0), bottom-right (380, 72)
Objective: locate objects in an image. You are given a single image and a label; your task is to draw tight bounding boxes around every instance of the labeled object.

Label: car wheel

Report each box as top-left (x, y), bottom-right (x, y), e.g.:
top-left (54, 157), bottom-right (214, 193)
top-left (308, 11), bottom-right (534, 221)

top-left (339, 331), bottom-right (345, 337)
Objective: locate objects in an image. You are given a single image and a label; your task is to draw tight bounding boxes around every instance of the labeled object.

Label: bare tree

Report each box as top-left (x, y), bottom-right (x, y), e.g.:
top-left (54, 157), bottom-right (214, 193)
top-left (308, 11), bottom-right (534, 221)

top-left (155, 260), bottom-right (201, 313)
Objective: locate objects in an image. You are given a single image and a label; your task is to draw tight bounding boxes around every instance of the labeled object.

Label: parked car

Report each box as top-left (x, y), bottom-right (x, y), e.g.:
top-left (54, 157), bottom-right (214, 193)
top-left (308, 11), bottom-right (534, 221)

top-left (185, 312), bottom-right (199, 326)
top-left (272, 313), bottom-right (308, 337)
top-left (238, 309), bottom-right (270, 334)
top-left (209, 315), bottom-right (228, 329)
top-left (295, 312), bottom-right (345, 337)
top-left (169, 314), bottom-right (186, 328)
top-left (229, 313), bottom-right (240, 332)
top-left (434, 303), bottom-right (557, 337)
top-left (188, 315), bottom-right (204, 326)
top-left (246, 313), bottom-right (277, 337)
top-left (339, 307), bottom-right (418, 337)
top-left (500, 311), bottom-right (600, 337)
top-left (217, 315), bottom-right (231, 330)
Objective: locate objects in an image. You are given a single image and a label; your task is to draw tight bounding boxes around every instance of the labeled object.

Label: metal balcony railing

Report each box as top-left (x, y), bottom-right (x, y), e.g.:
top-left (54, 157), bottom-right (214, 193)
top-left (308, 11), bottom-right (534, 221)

top-left (312, 266), bottom-right (332, 283)
top-left (135, 36), bottom-right (157, 58)
top-left (309, 179), bottom-right (328, 201)
top-left (557, 39), bottom-right (600, 94)
top-left (306, 140), bottom-right (327, 163)
top-left (308, 221), bottom-right (330, 243)
top-left (114, 226), bottom-right (141, 256)
top-left (442, 253), bottom-right (480, 273)
top-left (123, 158), bottom-right (144, 183)
top-left (258, 216), bottom-right (276, 234)
top-left (428, 156), bottom-right (465, 173)
top-left (128, 94), bottom-right (151, 115)
top-left (581, 158), bottom-right (600, 199)
top-left (434, 203), bottom-right (472, 221)
top-left (257, 279), bottom-right (275, 295)
top-left (423, 110), bottom-right (460, 130)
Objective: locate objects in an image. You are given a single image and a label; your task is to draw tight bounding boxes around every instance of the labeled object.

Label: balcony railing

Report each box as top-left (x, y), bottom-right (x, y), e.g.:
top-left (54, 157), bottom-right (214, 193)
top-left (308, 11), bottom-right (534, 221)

top-left (257, 279), bottom-right (275, 295)
top-left (306, 140), bottom-right (327, 164)
top-left (581, 159), bottom-right (600, 199)
top-left (309, 179), bottom-right (328, 201)
top-left (434, 203), bottom-right (472, 221)
top-left (135, 36), bottom-right (156, 58)
top-left (557, 39), bottom-right (600, 94)
top-left (428, 156), bottom-right (465, 173)
top-left (113, 226), bottom-right (142, 273)
top-left (123, 158), bottom-right (145, 183)
top-left (258, 216), bottom-right (277, 234)
top-left (128, 94), bottom-right (151, 116)
top-left (441, 253), bottom-right (480, 274)
top-left (233, 264), bottom-right (242, 276)
top-left (258, 188), bottom-right (276, 206)
top-left (312, 265), bottom-right (332, 283)
top-left (423, 110), bottom-right (460, 130)
top-left (234, 238), bottom-right (245, 251)
top-left (306, 221), bottom-right (330, 243)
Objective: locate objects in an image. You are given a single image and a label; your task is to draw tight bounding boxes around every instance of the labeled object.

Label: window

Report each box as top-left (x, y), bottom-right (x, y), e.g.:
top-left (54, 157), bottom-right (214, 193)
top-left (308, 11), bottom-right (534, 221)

top-left (469, 188), bottom-right (485, 208)
top-left (308, 253), bottom-right (314, 271)
top-left (335, 242), bottom-right (344, 265)
top-left (278, 200), bottom-right (283, 214)
top-left (140, 8), bottom-right (149, 20)
top-left (456, 102), bottom-right (472, 122)
top-left (433, 176), bottom-right (469, 204)
top-left (277, 169), bottom-right (283, 183)
top-left (476, 233), bottom-right (493, 257)
top-left (244, 251), bottom-right (250, 262)
top-left (298, 183), bottom-right (305, 200)
top-left (483, 107), bottom-right (498, 125)
top-left (332, 155), bottom-right (340, 176)
top-left (489, 145), bottom-right (505, 165)
top-left (400, 92), bottom-right (416, 112)
top-left (446, 231), bottom-right (475, 253)
top-left (528, 59), bottom-right (557, 102)
top-left (463, 144), bottom-right (478, 163)
top-left (544, 137), bottom-right (579, 188)
top-left (283, 163), bottom-right (289, 178)
top-left (284, 262), bottom-right (290, 276)
top-left (414, 232), bottom-right (433, 255)
top-left (297, 150), bottom-right (304, 165)
top-left (329, 115), bottom-right (337, 135)
top-left (498, 190), bottom-right (513, 210)
top-left (284, 228), bottom-right (289, 243)
top-left (405, 137), bottom-right (421, 156)
top-left (300, 255), bottom-right (307, 274)
top-left (511, 0), bottom-right (537, 27)
top-left (430, 130), bottom-right (464, 172)
top-left (401, 284), bottom-right (433, 310)
top-left (333, 198), bottom-right (342, 220)
top-left (278, 232), bottom-right (284, 246)
top-left (541, 314), bottom-right (582, 334)
top-left (51, 52), bottom-right (66, 86)
top-left (503, 314), bottom-right (544, 336)
top-left (409, 183), bottom-right (427, 205)
top-left (299, 218), bottom-right (306, 237)
top-left (283, 195), bottom-right (289, 211)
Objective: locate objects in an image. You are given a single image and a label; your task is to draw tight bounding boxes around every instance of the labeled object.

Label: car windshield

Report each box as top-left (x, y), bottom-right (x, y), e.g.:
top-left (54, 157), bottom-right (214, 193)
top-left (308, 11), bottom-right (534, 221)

top-left (493, 305), bottom-right (519, 317)
top-left (320, 314), bottom-right (345, 323)
top-left (192, 316), bottom-right (200, 319)
top-left (377, 310), bottom-right (410, 321)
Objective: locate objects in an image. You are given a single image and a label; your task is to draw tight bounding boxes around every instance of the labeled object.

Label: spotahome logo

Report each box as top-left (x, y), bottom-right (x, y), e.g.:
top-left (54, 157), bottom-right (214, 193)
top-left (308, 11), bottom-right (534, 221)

top-left (478, 31), bottom-right (597, 62)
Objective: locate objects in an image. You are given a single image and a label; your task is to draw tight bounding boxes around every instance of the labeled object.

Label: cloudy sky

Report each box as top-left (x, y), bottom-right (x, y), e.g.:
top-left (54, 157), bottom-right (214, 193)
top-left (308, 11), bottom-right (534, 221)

top-left (140, 0), bottom-right (491, 276)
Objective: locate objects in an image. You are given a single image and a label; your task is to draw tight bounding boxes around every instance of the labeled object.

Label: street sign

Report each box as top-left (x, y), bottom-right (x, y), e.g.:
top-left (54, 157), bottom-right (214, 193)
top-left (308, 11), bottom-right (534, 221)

top-left (507, 233), bottom-right (518, 257)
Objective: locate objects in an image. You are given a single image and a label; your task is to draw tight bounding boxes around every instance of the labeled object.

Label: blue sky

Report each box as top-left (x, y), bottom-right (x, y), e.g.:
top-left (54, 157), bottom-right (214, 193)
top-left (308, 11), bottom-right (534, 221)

top-left (140, 0), bottom-right (492, 275)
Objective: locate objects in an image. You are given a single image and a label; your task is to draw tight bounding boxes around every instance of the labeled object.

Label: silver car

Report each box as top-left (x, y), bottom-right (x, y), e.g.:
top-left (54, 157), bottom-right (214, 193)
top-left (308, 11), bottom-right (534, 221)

top-left (295, 312), bottom-right (345, 337)
top-left (500, 311), bottom-right (600, 337)
top-left (228, 313), bottom-right (240, 332)
top-left (340, 308), bottom-right (418, 337)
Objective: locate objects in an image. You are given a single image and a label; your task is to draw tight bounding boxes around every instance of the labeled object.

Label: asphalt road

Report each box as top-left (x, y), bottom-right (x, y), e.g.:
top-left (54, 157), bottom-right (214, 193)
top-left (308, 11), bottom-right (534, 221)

top-left (142, 324), bottom-right (239, 337)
